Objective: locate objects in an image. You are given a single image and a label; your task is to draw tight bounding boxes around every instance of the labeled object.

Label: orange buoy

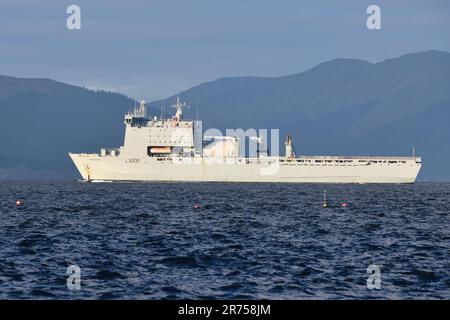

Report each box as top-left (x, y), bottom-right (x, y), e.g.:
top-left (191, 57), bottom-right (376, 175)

top-left (193, 204), bottom-right (201, 209)
top-left (16, 200), bottom-right (22, 206)
top-left (341, 202), bottom-right (348, 207)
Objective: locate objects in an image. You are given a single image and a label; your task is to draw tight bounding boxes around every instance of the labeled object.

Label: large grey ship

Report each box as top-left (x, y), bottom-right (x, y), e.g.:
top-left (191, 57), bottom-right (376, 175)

top-left (69, 99), bottom-right (422, 183)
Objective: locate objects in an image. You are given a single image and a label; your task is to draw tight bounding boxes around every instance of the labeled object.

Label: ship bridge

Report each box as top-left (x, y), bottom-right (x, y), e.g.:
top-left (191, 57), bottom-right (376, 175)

top-left (120, 98), bottom-right (202, 158)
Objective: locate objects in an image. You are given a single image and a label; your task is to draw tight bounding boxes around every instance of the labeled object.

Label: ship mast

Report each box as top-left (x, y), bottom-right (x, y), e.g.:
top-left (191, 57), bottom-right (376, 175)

top-left (138, 100), bottom-right (146, 118)
top-left (171, 97), bottom-right (189, 121)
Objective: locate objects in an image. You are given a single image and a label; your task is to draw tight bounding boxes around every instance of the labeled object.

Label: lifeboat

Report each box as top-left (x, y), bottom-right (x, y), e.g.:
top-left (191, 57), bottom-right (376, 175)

top-left (150, 147), bottom-right (172, 154)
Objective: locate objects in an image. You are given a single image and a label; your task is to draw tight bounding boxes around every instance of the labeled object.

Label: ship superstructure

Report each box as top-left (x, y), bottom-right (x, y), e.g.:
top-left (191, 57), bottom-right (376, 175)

top-left (69, 99), bottom-right (422, 183)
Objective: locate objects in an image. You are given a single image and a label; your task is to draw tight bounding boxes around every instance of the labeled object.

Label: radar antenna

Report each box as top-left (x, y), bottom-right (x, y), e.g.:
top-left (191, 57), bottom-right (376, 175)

top-left (129, 99), bottom-right (147, 118)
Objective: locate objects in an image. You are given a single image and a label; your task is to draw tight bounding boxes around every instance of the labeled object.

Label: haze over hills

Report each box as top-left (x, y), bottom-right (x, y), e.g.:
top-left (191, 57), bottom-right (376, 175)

top-left (1, 50), bottom-right (449, 180)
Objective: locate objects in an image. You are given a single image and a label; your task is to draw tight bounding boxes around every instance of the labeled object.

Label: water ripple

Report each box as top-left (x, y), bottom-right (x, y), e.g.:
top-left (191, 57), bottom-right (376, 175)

top-left (0, 181), bottom-right (449, 299)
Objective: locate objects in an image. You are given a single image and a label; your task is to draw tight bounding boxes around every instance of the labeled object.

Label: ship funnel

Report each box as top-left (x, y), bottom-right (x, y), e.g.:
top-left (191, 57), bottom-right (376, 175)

top-left (285, 135), bottom-right (296, 158)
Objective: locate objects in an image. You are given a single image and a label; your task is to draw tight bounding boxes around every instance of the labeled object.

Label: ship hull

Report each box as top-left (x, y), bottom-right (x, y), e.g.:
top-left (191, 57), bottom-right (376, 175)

top-left (69, 153), bottom-right (421, 184)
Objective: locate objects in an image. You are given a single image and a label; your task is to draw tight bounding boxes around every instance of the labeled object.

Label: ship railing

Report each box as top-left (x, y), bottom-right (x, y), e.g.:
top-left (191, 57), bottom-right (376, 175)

top-left (100, 148), bottom-right (121, 157)
top-left (166, 156), bottom-right (280, 165)
top-left (241, 157), bottom-right (279, 164)
top-left (297, 155), bottom-right (419, 160)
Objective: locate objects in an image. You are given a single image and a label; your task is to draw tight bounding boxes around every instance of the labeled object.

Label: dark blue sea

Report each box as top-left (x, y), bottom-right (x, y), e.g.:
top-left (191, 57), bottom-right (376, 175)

top-left (0, 181), bottom-right (448, 299)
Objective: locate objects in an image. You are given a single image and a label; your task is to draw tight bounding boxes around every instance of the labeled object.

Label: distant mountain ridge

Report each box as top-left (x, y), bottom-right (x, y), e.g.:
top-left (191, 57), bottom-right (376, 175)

top-left (0, 75), bottom-right (134, 179)
top-left (1, 50), bottom-right (449, 180)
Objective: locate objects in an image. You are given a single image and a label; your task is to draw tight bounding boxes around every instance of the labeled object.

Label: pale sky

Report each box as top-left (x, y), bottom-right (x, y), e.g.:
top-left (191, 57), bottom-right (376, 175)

top-left (1, 0), bottom-right (449, 100)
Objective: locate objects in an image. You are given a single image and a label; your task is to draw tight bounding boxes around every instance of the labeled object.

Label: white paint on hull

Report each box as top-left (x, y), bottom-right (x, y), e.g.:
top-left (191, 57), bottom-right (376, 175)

top-left (69, 153), bottom-right (421, 184)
